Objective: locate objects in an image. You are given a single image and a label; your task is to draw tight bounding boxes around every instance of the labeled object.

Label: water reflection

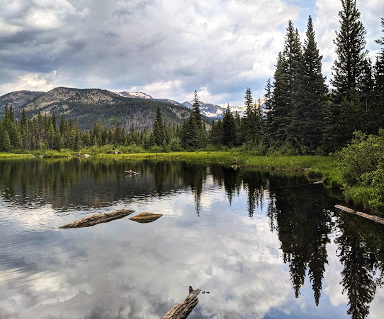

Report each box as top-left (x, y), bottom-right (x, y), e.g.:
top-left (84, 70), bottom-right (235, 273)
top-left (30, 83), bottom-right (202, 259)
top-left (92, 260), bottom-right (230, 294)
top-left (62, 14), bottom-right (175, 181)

top-left (0, 159), bottom-right (383, 319)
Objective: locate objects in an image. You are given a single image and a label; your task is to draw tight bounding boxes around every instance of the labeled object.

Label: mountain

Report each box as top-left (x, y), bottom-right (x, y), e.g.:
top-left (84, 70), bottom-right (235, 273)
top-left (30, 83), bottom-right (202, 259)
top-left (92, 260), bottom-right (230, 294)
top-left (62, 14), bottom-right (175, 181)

top-left (0, 90), bottom-right (44, 117)
top-left (1, 87), bottom-right (192, 131)
top-left (182, 100), bottom-right (226, 119)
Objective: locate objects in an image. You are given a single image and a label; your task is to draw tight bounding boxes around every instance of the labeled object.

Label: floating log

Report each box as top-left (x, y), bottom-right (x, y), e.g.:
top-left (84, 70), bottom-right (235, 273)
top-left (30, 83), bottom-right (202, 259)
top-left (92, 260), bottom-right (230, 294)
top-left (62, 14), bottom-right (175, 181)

top-left (335, 205), bottom-right (384, 225)
top-left (129, 212), bottom-right (163, 224)
top-left (125, 170), bottom-right (138, 175)
top-left (161, 287), bottom-right (201, 319)
top-left (60, 209), bottom-right (134, 228)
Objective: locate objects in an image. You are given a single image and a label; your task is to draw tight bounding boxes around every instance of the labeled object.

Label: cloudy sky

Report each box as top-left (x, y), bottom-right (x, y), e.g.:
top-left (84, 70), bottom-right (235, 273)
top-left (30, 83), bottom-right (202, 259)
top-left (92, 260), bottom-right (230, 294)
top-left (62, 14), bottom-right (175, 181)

top-left (0, 0), bottom-right (382, 105)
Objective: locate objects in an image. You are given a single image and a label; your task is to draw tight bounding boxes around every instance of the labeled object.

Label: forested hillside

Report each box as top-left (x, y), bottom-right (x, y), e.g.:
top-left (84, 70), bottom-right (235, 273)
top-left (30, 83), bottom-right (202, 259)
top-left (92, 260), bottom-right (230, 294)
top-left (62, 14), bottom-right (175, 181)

top-left (1, 87), bottom-right (192, 131)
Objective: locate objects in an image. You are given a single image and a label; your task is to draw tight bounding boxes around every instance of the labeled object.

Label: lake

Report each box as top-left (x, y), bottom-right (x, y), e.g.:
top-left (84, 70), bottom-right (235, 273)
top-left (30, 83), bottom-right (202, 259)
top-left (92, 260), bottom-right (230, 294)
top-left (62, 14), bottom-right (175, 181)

top-left (0, 158), bottom-right (383, 319)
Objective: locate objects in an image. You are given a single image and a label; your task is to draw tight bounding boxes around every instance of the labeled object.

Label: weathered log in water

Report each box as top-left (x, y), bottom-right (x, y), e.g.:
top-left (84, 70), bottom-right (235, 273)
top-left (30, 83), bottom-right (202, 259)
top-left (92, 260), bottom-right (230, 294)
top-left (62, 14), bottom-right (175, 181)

top-left (60, 209), bottom-right (135, 228)
top-left (335, 205), bottom-right (384, 225)
top-left (161, 287), bottom-right (201, 319)
top-left (129, 212), bottom-right (163, 224)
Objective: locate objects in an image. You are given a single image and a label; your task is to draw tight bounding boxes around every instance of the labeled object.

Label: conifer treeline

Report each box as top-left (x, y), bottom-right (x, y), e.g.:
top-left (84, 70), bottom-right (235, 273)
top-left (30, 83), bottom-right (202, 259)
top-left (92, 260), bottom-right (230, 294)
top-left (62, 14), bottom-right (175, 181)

top-left (0, 0), bottom-right (383, 154)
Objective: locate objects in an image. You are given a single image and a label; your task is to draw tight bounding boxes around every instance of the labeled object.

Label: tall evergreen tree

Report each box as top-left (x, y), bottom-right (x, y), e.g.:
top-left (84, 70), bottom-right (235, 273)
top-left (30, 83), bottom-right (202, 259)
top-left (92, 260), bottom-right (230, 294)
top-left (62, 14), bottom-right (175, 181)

top-left (270, 21), bottom-right (302, 146)
top-left (153, 107), bottom-right (165, 146)
top-left (182, 90), bottom-right (206, 149)
top-left (264, 78), bottom-right (273, 146)
top-left (370, 18), bottom-right (384, 133)
top-left (270, 52), bottom-right (289, 144)
top-left (222, 105), bottom-right (236, 147)
top-left (325, 0), bottom-right (368, 151)
top-left (284, 21), bottom-right (303, 144)
top-left (289, 15), bottom-right (327, 152)
top-left (331, 0), bottom-right (368, 100)
top-left (242, 88), bottom-right (255, 144)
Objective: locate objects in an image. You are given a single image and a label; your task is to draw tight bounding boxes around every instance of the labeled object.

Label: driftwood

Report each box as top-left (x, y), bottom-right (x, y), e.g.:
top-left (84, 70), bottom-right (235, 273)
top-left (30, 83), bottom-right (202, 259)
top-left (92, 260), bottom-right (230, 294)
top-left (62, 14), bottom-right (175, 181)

top-left (129, 212), bottom-right (163, 224)
top-left (60, 209), bottom-right (134, 228)
top-left (335, 205), bottom-right (384, 225)
top-left (161, 287), bottom-right (201, 319)
top-left (125, 170), bottom-right (138, 175)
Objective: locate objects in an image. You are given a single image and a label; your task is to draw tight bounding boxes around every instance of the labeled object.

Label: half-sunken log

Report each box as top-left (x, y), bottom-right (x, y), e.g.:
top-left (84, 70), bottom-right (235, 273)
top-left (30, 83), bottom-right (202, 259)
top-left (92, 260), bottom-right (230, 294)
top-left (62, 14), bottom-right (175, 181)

top-left (161, 287), bottom-right (201, 319)
top-left (129, 212), bottom-right (163, 224)
top-left (60, 209), bottom-right (134, 228)
top-left (335, 205), bottom-right (384, 225)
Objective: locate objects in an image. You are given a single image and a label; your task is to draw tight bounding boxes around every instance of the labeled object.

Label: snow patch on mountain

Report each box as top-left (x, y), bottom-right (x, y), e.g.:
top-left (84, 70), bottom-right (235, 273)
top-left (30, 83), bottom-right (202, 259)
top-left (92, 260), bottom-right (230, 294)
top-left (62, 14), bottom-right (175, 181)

top-left (182, 100), bottom-right (226, 119)
top-left (117, 91), bottom-right (153, 99)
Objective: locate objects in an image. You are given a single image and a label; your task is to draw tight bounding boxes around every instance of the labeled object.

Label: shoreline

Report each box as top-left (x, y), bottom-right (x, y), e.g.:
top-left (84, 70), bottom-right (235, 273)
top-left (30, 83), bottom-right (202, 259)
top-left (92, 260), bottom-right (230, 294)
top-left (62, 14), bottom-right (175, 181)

top-left (1, 151), bottom-right (382, 218)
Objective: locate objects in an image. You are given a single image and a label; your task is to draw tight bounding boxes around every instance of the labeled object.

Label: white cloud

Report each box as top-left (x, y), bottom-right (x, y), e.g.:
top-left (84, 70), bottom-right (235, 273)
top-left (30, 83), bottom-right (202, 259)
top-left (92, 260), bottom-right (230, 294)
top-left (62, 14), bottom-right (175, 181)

top-left (0, 0), bottom-right (382, 103)
top-left (0, 71), bottom-right (60, 93)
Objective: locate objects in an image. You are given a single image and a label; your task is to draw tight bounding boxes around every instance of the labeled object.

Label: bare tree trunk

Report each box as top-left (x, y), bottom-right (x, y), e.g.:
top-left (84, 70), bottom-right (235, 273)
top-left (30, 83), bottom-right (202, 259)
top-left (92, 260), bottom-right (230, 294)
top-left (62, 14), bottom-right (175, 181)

top-left (161, 288), bottom-right (201, 319)
top-left (335, 205), bottom-right (384, 225)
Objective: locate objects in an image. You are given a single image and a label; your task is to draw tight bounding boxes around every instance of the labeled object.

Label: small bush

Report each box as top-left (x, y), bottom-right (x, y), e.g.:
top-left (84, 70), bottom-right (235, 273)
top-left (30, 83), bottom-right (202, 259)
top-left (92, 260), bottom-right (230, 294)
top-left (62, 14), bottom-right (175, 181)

top-left (336, 131), bottom-right (384, 186)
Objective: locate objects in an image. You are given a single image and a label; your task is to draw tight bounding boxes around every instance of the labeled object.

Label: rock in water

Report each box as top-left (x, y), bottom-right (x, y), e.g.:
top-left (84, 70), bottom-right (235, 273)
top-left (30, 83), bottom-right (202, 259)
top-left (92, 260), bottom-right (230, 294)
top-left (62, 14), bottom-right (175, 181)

top-left (129, 212), bottom-right (163, 224)
top-left (60, 209), bottom-right (134, 228)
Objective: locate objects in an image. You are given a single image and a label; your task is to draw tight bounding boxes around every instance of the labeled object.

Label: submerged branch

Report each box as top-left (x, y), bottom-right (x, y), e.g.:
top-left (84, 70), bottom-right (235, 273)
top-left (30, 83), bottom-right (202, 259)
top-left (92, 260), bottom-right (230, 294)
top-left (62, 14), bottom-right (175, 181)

top-left (335, 205), bottom-right (384, 225)
top-left (129, 212), bottom-right (163, 223)
top-left (60, 209), bottom-right (134, 228)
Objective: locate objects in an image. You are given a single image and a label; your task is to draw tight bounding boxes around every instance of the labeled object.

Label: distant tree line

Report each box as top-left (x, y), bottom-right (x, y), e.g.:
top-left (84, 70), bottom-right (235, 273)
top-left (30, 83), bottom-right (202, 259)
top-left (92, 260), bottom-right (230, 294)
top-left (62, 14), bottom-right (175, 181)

top-left (0, 0), bottom-right (383, 154)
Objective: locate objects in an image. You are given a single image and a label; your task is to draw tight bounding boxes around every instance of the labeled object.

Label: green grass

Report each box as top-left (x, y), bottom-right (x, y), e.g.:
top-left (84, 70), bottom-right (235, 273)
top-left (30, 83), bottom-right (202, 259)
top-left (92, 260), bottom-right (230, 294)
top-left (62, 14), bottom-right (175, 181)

top-left (2, 149), bottom-right (382, 215)
top-left (95, 151), bottom-right (340, 183)
top-left (0, 153), bottom-right (34, 159)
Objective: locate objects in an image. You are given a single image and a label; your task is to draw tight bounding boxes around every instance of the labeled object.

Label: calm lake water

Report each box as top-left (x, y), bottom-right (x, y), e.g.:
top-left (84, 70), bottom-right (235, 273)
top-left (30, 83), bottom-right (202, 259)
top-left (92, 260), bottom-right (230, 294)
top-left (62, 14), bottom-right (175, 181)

top-left (0, 158), bottom-right (383, 319)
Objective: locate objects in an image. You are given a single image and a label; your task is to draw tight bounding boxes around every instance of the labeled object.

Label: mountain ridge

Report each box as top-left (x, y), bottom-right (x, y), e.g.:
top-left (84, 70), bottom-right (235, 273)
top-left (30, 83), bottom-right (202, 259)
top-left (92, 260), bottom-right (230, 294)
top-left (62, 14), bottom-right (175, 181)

top-left (0, 87), bottom-right (192, 131)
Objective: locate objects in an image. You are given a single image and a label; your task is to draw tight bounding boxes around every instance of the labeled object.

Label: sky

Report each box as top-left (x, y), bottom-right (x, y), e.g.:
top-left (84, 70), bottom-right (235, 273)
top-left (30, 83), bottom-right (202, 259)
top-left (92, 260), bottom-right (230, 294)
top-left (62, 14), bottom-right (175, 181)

top-left (0, 0), bottom-right (382, 106)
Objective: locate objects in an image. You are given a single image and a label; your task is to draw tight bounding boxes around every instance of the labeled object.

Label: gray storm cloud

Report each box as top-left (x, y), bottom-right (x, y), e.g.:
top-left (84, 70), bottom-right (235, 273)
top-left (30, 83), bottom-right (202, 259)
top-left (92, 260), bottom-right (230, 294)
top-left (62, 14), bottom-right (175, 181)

top-left (0, 0), bottom-right (381, 104)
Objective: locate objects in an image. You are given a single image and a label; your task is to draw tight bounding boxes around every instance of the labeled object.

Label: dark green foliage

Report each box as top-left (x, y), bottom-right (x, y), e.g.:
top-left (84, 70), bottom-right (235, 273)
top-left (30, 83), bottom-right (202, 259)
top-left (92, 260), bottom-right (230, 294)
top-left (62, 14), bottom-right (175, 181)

top-left (222, 105), bottom-right (236, 147)
top-left (336, 130), bottom-right (384, 213)
top-left (289, 16), bottom-right (327, 152)
top-left (335, 214), bottom-right (381, 319)
top-left (336, 131), bottom-right (384, 185)
top-left (209, 120), bottom-right (223, 146)
top-left (181, 91), bottom-right (206, 149)
top-left (152, 107), bottom-right (165, 146)
top-left (331, 0), bottom-right (368, 100)
top-left (324, 0), bottom-right (369, 151)
top-left (241, 89), bottom-right (264, 146)
top-left (369, 18), bottom-right (384, 134)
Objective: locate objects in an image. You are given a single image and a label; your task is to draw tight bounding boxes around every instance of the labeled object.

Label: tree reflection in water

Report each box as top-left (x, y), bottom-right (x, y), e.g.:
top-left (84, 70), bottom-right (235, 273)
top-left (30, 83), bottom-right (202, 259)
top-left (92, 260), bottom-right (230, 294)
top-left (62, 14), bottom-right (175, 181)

top-left (335, 213), bottom-right (384, 319)
top-left (0, 159), bottom-right (383, 318)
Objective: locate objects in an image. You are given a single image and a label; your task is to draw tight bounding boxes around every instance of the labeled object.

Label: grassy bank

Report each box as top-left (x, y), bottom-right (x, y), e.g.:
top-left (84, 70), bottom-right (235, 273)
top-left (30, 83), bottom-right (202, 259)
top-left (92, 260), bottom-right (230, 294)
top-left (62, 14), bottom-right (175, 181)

top-left (96, 151), bottom-right (341, 185)
top-left (0, 153), bottom-right (35, 159)
top-left (0, 150), bottom-right (345, 188)
top-left (0, 150), bottom-right (363, 214)
top-left (0, 150), bottom-right (72, 159)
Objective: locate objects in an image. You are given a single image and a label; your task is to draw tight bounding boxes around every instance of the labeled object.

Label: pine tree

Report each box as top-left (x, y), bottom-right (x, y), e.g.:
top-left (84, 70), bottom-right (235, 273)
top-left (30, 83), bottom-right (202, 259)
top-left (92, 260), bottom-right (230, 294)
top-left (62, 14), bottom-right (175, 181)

top-left (283, 21), bottom-right (303, 144)
top-left (370, 18), bottom-right (384, 133)
top-left (264, 78), bottom-right (273, 146)
top-left (2, 130), bottom-right (11, 152)
top-left (222, 105), bottom-right (236, 147)
top-left (209, 120), bottom-right (223, 146)
top-left (269, 21), bottom-right (303, 146)
top-left (270, 52), bottom-right (289, 144)
top-left (244, 87), bottom-right (253, 113)
top-left (181, 90), bottom-right (206, 149)
top-left (331, 0), bottom-right (368, 100)
top-left (289, 16), bottom-right (327, 152)
top-left (153, 107), bottom-right (165, 146)
top-left (242, 88), bottom-right (254, 144)
top-left (325, 0), bottom-right (369, 151)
